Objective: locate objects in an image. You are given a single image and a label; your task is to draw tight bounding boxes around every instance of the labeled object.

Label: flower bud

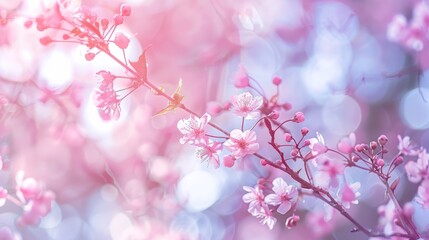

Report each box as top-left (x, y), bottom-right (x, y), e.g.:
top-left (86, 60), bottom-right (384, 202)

top-left (120, 4), bottom-right (132, 16)
top-left (301, 127), bottom-right (309, 136)
top-left (370, 141), bottom-right (377, 150)
top-left (376, 158), bottom-right (385, 167)
top-left (268, 110), bottom-right (280, 120)
top-left (284, 133), bottom-right (292, 142)
top-left (113, 14), bottom-right (123, 25)
top-left (378, 135), bottom-right (388, 146)
top-left (223, 155), bottom-right (235, 168)
top-left (260, 159), bottom-right (268, 166)
top-left (303, 139), bottom-right (311, 147)
top-left (291, 149), bottom-right (298, 157)
top-left (285, 215), bottom-right (300, 229)
top-left (293, 112), bottom-right (305, 123)
top-left (272, 76), bottom-right (282, 85)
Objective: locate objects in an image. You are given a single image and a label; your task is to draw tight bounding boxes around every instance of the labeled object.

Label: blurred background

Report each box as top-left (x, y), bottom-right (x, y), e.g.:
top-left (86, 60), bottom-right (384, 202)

top-left (0, 0), bottom-right (428, 239)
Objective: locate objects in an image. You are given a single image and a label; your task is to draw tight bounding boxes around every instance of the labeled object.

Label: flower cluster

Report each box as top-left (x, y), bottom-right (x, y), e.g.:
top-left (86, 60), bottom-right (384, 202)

top-left (1, 171), bottom-right (55, 226)
top-left (242, 178), bottom-right (298, 230)
top-left (177, 92), bottom-right (263, 168)
top-left (387, 1), bottom-right (429, 51)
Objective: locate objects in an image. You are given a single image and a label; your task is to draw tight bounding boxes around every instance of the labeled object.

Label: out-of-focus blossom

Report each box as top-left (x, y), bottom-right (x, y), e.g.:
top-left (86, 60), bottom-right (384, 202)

top-left (398, 135), bottom-right (419, 156)
top-left (16, 171), bottom-right (42, 202)
top-left (93, 83), bottom-right (120, 121)
top-left (337, 182), bottom-right (361, 209)
top-left (306, 210), bottom-right (335, 237)
top-left (0, 227), bottom-right (15, 240)
top-left (242, 185), bottom-right (265, 216)
top-left (405, 149), bottom-right (428, 183)
top-left (416, 180), bottom-right (429, 209)
top-left (233, 65), bottom-right (250, 88)
top-left (314, 157), bottom-right (345, 189)
top-left (0, 187), bottom-right (7, 207)
top-left (376, 200), bottom-right (407, 237)
top-left (195, 138), bottom-right (222, 168)
top-left (308, 132), bottom-right (328, 158)
top-left (19, 190), bottom-right (55, 226)
top-left (265, 177), bottom-right (297, 214)
top-left (224, 129), bottom-right (259, 158)
top-left (15, 171), bottom-right (55, 226)
top-left (177, 113), bottom-right (211, 145)
top-left (337, 133), bottom-right (356, 154)
top-left (230, 92), bottom-right (263, 119)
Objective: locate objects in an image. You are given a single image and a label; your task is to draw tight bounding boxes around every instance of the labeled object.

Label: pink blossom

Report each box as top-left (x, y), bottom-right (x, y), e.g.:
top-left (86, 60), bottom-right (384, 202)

top-left (387, 15), bottom-right (408, 42)
top-left (0, 227), bottom-right (15, 240)
top-left (195, 138), bottom-right (222, 168)
top-left (18, 190), bottom-right (55, 226)
top-left (233, 65), bottom-right (250, 88)
top-left (224, 129), bottom-right (259, 158)
top-left (405, 149), bottom-right (428, 183)
top-left (337, 132), bottom-right (356, 154)
top-left (306, 211), bottom-right (335, 237)
top-left (293, 112), bottom-right (305, 123)
top-left (337, 182), bottom-right (361, 209)
top-left (230, 92), bottom-right (263, 119)
top-left (376, 200), bottom-right (407, 237)
top-left (0, 187), bottom-right (7, 207)
top-left (416, 180), bottom-right (429, 209)
top-left (16, 171), bottom-right (42, 202)
top-left (265, 177), bottom-right (297, 214)
top-left (177, 113), bottom-right (211, 145)
top-left (120, 4), bottom-right (132, 17)
top-left (114, 32), bottom-right (130, 49)
top-left (242, 185), bottom-right (265, 215)
top-left (255, 205), bottom-right (277, 230)
top-left (309, 132), bottom-right (328, 157)
top-left (93, 82), bottom-right (121, 121)
top-left (314, 157), bottom-right (345, 188)
top-left (398, 135), bottom-right (419, 156)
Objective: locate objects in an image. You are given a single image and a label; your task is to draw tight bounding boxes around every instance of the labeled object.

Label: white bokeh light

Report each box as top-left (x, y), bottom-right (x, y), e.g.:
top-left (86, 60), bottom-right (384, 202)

top-left (400, 88), bottom-right (429, 129)
top-left (177, 170), bottom-right (221, 212)
top-left (322, 94), bottom-right (362, 135)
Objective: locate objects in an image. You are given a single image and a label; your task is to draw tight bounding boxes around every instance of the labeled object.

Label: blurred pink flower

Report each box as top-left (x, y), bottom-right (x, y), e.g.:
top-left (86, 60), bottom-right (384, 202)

top-left (230, 92), bottom-right (263, 119)
top-left (242, 185), bottom-right (265, 216)
top-left (309, 132), bottom-right (327, 158)
top-left (398, 135), bottom-right (419, 156)
top-left (306, 211), bottom-right (335, 237)
top-left (233, 65), bottom-right (250, 88)
top-left (0, 227), bottom-right (15, 240)
top-left (16, 171), bottom-right (42, 202)
top-left (224, 129), bottom-right (259, 158)
top-left (177, 113), bottom-right (211, 145)
top-left (337, 133), bottom-right (356, 154)
top-left (265, 177), bottom-right (297, 214)
top-left (93, 84), bottom-right (121, 121)
top-left (405, 149), bottom-right (428, 183)
top-left (19, 190), bottom-right (55, 226)
top-left (416, 180), bottom-right (429, 209)
top-left (195, 138), bottom-right (222, 168)
top-left (314, 157), bottom-right (345, 189)
top-left (114, 32), bottom-right (130, 49)
top-left (338, 182), bottom-right (361, 209)
top-left (0, 187), bottom-right (7, 207)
